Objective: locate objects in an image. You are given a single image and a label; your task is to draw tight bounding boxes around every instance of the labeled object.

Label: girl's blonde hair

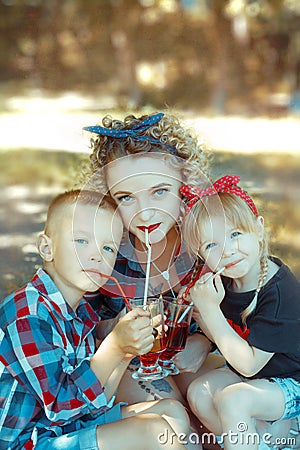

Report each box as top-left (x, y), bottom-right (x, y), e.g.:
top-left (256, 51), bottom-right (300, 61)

top-left (183, 193), bottom-right (269, 325)
top-left (82, 112), bottom-right (211, 194)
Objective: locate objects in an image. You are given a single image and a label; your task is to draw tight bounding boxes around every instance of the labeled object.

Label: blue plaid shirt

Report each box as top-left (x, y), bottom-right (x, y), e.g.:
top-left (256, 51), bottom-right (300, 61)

top-left (0, 269), bottom-right (114, 450)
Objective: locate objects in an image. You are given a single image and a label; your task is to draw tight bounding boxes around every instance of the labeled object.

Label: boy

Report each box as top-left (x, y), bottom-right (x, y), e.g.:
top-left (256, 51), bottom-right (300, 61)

top-left (0, 189), bottom-right (191, 450)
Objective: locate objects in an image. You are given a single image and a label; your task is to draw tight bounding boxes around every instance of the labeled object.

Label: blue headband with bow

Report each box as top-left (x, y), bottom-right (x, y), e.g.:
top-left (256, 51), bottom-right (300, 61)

top-left (83, 112), bottom-right (175, 154)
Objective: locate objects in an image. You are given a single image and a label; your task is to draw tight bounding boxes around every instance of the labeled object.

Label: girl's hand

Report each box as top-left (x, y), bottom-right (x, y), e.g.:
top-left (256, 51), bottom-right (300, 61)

top-left (111, 309), bottom-right (154, 357)
top-left (177, 286), bottom-right (188, 302)
top-left (191, 309), bottom-right (202, 324)
top-left (190, 273), bottom-right (225, 311)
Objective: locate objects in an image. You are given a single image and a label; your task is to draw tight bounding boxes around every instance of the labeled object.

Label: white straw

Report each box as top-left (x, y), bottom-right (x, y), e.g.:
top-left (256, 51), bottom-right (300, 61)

top-left (197, 266), bottom-right (225, 285)
top-left (177, 302), bottom-right (193, 324)
top-left (214, 266), bottom-right (226, 277)
top-left (143, 228), bottom-right (152, 307)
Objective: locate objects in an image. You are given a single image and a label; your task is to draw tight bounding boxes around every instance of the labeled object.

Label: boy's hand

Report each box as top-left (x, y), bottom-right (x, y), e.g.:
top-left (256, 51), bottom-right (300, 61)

top-left (111, 308), bottom-right (154, 357)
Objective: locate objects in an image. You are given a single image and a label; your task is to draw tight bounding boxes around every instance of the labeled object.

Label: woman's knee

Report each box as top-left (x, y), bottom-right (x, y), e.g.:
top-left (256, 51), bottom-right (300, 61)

top-left (144, 413), bottom-right (171, 437)
top-left (96, 413), bottom-right (168, 449)
top-left (157, 398), bottom-right (190, 430)
top-left (158, 398), bottom-right (186, 415)
top-left (137, 413), bottom-right (184, 448)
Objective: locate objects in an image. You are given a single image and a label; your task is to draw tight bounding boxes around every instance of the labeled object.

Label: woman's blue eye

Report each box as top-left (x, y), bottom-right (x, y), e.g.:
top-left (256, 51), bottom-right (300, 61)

top-left (103, 245), bottom-right (115, 253)
top-left (154, 188), bottom-right (167, 197)
top-left (206, 242), bottom-right (216, 250)
top-left (231, 231), bottom-right (241, 238)
top-left (75, 238), bottom-right (88, 245)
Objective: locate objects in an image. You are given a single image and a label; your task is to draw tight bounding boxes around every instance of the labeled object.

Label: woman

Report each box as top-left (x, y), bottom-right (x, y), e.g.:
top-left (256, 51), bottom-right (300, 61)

top-left (82, 111), bottom-right (224, 409)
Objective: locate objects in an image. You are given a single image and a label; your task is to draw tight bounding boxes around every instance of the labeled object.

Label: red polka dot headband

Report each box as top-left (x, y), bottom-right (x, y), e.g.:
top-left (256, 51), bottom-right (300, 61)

top-left (180, 175), bottom-right (258, 216)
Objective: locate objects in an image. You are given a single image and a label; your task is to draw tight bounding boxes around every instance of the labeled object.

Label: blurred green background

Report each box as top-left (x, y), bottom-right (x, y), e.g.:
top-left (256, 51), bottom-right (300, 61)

top-left (1, 0), bottom-right (300, 297)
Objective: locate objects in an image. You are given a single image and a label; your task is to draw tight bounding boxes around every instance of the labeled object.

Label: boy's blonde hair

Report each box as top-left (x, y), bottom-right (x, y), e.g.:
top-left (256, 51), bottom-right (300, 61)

top-left (83, 112), bottom-right (211, 194)
top-left (183, 193), bottom-right (269, 325)
top-left (45, 189), bottom-right (117, 235)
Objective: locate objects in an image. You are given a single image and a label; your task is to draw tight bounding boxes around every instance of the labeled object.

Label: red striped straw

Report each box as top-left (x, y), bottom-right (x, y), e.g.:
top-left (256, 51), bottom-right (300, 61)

top-left (183, 267), bottom-right (225, 300)
top-left (182, 267), bottom-right (203, 300)
top-left (99, 273), bottom-right (132, 311)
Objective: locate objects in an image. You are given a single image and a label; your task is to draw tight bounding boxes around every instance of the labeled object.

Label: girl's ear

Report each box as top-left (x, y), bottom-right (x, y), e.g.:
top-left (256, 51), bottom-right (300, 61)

top-left (37, 233), bottom-right (53, 262)
top-left (257, 215), bottom-right (264, 240)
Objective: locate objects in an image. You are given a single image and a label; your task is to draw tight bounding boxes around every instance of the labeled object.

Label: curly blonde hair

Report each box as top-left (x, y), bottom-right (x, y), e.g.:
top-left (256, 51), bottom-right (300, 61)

top-left (82, 111), bottom-right (211, 194)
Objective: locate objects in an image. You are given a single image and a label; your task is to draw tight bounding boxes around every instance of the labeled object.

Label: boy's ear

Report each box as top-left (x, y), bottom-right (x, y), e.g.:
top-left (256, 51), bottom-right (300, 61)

top-left (37, 233), bottom-right (53, 262)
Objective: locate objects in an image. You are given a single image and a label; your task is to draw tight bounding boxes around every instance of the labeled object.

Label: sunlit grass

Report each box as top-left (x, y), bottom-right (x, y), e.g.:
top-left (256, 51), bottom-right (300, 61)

top-left (0, 149), bottom-right (87, 187)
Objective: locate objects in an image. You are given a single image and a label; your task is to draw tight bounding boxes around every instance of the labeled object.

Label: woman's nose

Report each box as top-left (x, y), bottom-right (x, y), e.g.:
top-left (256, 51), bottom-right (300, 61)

top-left (137, 196), bottom-right (155, 222)
top-left (138, 207), bottom-right (155, 222)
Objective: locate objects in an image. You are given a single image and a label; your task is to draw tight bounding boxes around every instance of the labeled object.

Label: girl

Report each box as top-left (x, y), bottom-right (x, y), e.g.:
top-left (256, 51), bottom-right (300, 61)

top-left (82, 111), bottom-right (223, 409)
top-left (181, 175), bottom-right (300, 449)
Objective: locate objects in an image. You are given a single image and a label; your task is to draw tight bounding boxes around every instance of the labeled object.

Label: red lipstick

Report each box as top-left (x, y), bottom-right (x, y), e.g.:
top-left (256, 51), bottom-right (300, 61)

top-left (137, 223), bottom-right (161, 233)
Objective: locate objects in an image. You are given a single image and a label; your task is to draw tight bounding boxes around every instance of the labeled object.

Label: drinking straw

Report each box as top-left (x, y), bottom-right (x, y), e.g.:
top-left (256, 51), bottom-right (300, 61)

top-left (99, 272), bottom-right (132, 311)
top-left (183, 266), bottom-right (225, 300)
top-left (197, 266), bottom-right (225, 284)
top-left (177, 302), bottom-right (193, 324)
top-left (182, 271), bottom-right (200, 300)
top-left (143, 228), bottom-right (152, 307)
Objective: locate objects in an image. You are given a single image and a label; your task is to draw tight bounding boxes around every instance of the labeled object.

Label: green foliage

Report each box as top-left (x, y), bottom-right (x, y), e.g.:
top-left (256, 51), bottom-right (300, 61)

top-left (0, 0), bottom-right (299, 111)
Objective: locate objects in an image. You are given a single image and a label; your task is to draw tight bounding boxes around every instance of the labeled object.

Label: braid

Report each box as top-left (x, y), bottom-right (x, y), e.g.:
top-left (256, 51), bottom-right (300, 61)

top-left (241, 241), bottom-right (269, 326)
top-left (190, 255), bottom-right (203, 284)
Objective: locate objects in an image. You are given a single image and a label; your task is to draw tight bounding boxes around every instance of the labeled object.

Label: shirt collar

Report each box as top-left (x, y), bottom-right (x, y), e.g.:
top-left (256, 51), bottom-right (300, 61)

top-left (32, 268), bottom-right (99, 326)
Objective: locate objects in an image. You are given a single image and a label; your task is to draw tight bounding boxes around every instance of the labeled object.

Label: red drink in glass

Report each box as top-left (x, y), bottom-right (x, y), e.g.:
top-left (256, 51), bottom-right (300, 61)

top-left (159, 298), bottom-right (193, 375)
top-left (129, 297), bottom-right (168, 381)
top-left (166, 320), bottom-right (189, 352)
top-left (139, 335), bottom-right (166, 371)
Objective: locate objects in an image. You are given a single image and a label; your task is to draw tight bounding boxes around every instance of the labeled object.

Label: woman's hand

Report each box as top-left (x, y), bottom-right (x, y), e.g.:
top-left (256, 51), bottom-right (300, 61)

top-left (173, 332), bottom-right (212, 373)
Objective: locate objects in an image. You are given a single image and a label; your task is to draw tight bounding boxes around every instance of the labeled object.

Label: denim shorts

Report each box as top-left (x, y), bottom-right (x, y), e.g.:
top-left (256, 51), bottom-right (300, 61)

top-left (271, 377), bottom-right (300, 420)
top-left (35, 403), bottom-right (123, 450)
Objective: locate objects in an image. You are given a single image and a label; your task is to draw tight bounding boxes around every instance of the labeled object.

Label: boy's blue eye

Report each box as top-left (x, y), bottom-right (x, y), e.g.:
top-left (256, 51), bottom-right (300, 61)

top-left (118, 195), bottom-right (132, 203)
top-left (75, 238), bottom-right (88, 245)
top-left (103, 245), bottom-right (115, 253)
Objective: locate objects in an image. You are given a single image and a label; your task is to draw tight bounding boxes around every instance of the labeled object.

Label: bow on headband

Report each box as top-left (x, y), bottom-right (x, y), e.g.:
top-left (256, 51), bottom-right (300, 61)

top-left (180, 175), bottom-right (258, 216)
top-left (83, 112), bottom-right (175, 154)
